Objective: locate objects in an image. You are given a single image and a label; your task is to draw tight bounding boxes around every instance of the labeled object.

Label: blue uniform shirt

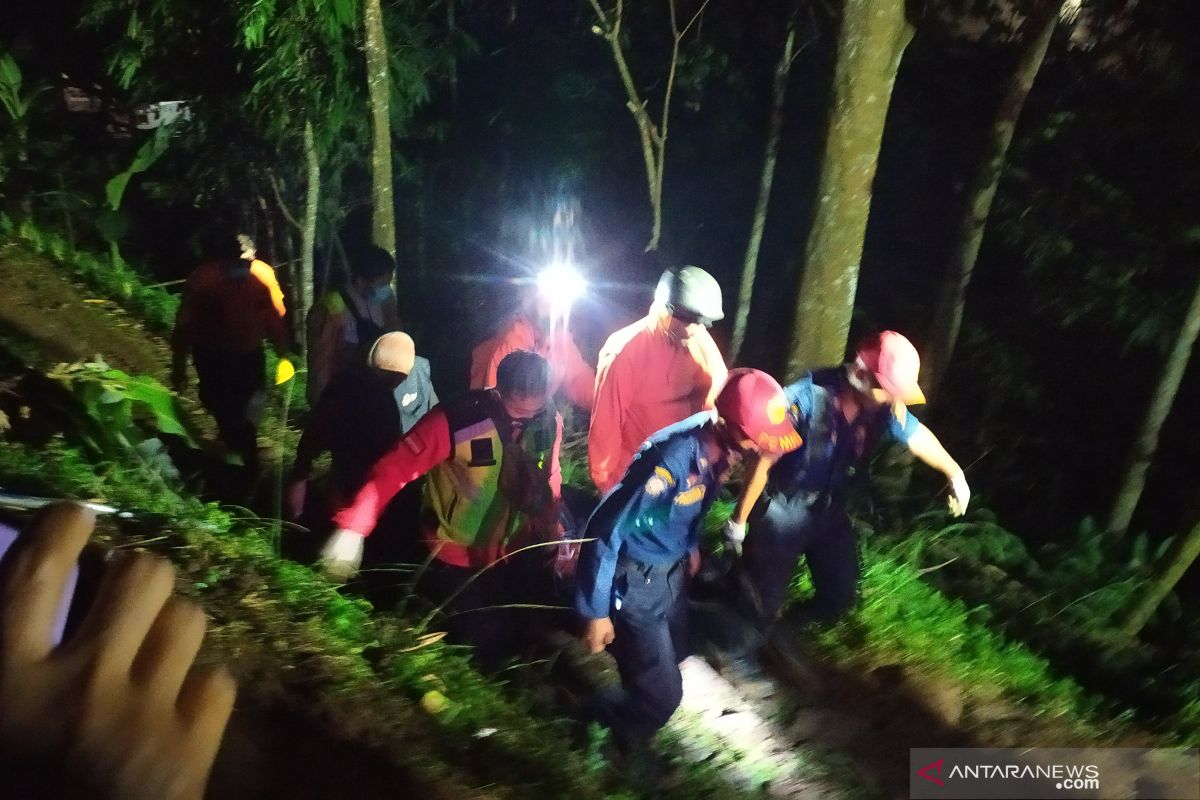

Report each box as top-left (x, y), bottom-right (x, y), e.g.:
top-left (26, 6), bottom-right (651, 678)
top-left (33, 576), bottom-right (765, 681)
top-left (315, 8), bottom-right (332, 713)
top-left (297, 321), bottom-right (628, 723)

top-left (574, 412), bottom-right (725, 619)
top-left (769, 368), bottom-right (920, 499)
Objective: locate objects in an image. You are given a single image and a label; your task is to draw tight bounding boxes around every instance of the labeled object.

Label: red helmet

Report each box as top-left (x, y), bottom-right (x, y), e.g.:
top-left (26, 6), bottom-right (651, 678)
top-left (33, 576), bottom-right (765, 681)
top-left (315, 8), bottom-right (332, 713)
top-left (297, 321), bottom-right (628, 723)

top-left (714, 369), bottom-right (802, 454)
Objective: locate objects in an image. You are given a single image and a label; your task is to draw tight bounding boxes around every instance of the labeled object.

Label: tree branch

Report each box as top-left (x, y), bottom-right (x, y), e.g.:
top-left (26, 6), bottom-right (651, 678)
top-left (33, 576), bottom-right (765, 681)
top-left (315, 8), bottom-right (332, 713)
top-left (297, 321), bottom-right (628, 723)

top-left (267, 171), bottom-right (304, 232)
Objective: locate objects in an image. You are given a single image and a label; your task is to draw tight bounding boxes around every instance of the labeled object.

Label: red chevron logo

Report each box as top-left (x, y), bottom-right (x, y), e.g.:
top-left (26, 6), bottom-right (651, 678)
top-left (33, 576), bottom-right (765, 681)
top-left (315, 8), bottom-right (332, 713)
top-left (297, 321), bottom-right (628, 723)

top-left (918, 758), bottom-right (945, 787)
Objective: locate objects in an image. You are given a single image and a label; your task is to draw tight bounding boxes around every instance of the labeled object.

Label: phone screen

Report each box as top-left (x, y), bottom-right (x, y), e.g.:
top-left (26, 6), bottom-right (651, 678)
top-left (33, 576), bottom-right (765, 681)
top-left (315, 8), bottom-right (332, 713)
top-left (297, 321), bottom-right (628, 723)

top-left (0, 521), bottom-right (79, 647)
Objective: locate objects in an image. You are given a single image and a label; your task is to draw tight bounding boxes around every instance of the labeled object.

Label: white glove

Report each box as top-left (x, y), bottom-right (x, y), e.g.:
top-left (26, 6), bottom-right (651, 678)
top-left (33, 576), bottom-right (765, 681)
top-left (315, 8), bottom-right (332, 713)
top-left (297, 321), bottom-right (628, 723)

top-left (319, 528), bottom-right (365, 581)
top-left (948, 473), bottom-right (971, 517)
top-left (724, 519), bottom-right (747, 556)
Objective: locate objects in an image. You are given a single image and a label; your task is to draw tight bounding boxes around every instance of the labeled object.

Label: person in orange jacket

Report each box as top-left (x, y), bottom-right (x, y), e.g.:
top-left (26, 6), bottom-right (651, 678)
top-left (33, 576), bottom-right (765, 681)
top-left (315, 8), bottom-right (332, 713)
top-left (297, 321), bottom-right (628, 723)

top-left (172, 232), bottom-right (292, 470)
top-left (469, 283), bottom-right (595, 413)
top-left (239, 234), bottom-right (287, 318)
top-left (588, 266), bottom-right (729, 494)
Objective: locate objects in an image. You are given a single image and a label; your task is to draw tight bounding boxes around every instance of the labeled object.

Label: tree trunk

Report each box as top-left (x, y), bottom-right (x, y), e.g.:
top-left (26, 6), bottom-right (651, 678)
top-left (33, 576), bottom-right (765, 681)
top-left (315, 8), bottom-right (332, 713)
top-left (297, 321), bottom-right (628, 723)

top-left (786, 0), bottom-right (913, 375)
top-left (732, 19), bottom-right (795, 363)
top-left (1119, 519), bottom-right (1200, 639)
top-left (924, 1), bottom-right (1062, 393)
top-left (364, 0), bottom-right (396, 258)
top-left (1106, 272), bottom-right (1200, 538)
top-left (299, 119), bottom-right (320, 352)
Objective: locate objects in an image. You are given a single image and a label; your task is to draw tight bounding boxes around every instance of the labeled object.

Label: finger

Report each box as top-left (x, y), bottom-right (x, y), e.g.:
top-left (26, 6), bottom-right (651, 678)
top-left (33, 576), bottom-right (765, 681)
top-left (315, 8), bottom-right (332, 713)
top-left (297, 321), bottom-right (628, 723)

top-left (68, 551), bottom-right (176, 678)
top-left (177, 665), bottom-right (236, 775)
top-left (0, 503), bottom-right (95, 662)
top-left (131, 597), bottom-right (207, 705)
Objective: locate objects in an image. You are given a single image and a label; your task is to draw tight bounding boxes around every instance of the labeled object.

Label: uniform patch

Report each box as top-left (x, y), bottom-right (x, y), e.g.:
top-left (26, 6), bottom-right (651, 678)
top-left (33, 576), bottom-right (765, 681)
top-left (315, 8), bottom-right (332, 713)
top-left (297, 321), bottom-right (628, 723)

top-left (674, 482), bottom-right (706, 506)
top-left (404, 433), bottom-right (426, 455)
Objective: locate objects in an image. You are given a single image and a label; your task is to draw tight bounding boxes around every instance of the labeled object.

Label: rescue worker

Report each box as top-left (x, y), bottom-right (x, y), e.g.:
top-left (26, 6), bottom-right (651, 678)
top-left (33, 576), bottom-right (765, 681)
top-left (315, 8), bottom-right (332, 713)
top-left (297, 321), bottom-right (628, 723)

top-left (239, 233), bottom-right (287, 318)
top-left (588, 266), bottom-right (729, 494)
top-left (575, 369), bottom-right (801, 752)
top-left (470, 284), bottom-right (594, 412)
top-left (725, 331), bottom-right (971, 629)
top-left (318, 351), bottom-right (564, 668)
top-left (285, 332), bottom-right (437, 522)
top-left (307, 245), bottom-right (403, 405)
top-left (172, 232), bottom-right (292, 470)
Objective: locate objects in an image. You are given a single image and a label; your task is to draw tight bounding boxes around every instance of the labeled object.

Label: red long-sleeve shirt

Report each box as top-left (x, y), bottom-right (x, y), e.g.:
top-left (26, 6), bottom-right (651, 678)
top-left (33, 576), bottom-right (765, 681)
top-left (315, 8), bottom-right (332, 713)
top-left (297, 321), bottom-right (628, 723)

top-left (588, 311), bottom-right (728, 494)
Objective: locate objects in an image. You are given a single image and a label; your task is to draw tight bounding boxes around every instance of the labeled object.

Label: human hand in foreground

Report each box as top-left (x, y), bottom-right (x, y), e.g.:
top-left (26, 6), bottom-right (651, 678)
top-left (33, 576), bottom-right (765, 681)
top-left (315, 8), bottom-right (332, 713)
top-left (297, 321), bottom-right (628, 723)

top-left (0, 503), bottom-right (236, 800)
top-left (582, 617), bottom-right (615, 654)
top-left (947, 473), bottom-right (971, 517)
top-left (318, 528), bottom-right (365, 581)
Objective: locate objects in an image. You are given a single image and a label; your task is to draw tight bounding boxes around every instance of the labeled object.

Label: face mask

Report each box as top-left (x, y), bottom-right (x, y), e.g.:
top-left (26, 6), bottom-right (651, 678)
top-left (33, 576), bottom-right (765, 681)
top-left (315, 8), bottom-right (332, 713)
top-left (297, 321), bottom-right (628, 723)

top-left (370, 285), bottom-right (391, 303)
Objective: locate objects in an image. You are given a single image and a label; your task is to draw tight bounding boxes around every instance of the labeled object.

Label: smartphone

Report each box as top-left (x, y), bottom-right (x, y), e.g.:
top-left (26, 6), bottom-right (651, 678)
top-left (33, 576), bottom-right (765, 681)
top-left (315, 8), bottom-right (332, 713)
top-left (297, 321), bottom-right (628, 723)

top-left (0, 511), bottom-right (108, 647)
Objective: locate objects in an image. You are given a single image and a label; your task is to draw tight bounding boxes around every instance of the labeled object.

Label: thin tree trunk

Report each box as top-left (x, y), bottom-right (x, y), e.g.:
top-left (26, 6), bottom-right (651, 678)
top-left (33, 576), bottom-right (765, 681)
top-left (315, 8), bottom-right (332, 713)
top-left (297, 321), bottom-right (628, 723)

top-left (586, 0), bottom-right (708, 252)
top-left (364, 0), bottom-right (396, 258)
top-left (447, 0), bottom-right (459, 116)
top-left (1107, 272), bottom-right (1200, 538)
top-left (299, 119), bottom-right (320, 351)
top-left (57, 168), bottom-right (75, 249)
top-left (1119, 520), bottom-right (1200, 639)
top-left (924, 0), bottom-right (1062, 392)
top-left (786, 0), bottom-right (913, 375)
top-left (732, 19), bottom-right (796, 362)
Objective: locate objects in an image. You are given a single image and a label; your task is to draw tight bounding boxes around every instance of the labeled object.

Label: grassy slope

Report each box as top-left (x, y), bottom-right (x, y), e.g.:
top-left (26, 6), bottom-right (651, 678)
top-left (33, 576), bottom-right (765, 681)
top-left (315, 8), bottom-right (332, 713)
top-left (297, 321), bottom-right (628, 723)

top-left (1, 228), bottom-right (1189, 799)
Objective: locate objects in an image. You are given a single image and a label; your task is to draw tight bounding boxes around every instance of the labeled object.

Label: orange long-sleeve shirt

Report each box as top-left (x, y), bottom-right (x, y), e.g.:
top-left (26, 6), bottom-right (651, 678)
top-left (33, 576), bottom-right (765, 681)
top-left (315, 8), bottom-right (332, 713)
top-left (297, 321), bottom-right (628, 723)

top-left (469, 314), bottom-right (595, 411)
top-left (587, 311), bottom-right (728, 494)
top-left (249, 258), bottom-right (287, 318)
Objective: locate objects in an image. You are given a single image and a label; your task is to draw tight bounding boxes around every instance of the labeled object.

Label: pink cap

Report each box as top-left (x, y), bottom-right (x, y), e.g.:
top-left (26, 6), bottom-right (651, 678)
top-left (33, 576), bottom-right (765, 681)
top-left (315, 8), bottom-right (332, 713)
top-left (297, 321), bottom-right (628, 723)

top-left (856, 331), bottom-right (926, 405)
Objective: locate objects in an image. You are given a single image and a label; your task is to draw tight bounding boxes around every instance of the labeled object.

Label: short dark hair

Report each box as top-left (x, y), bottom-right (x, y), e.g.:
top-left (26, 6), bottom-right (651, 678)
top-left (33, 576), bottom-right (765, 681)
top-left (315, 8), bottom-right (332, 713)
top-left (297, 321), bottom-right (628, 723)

top-left (202, 231), bottom-right (244, 264)
top-left (496, 350), bottom-right (549, 397)
top-left (349, 245), bottom-right (396, 282)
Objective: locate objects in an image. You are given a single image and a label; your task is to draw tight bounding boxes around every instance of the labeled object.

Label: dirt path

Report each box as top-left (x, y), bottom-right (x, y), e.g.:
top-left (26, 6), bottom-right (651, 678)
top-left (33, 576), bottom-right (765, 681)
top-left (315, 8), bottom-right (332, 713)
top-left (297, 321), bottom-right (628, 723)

top-left (0, 241), bottom-right (171, 378)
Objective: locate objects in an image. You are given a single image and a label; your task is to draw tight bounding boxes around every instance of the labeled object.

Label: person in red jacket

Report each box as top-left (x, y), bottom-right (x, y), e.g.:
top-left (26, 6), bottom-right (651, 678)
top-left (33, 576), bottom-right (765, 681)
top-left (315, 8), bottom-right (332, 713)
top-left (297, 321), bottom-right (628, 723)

top-left (588, 266), bottom-right (729, 494)
top-left (319, 350), bottom-right (563, 668)
top-left (469, 283), bottom-right (594, 413)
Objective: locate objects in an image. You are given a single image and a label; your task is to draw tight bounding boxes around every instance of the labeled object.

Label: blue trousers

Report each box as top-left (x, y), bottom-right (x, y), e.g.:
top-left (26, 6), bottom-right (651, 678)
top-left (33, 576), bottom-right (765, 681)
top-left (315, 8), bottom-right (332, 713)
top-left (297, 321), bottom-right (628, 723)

top-left (597, 555), bottom-right (690, 748)
top-left (741, 491), bottom-right (859, 627)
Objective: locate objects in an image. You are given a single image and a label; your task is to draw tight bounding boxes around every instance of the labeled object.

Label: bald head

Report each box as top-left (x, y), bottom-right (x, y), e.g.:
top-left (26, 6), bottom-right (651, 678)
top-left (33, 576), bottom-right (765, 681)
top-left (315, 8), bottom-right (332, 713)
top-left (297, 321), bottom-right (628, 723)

top-left (367, 332), bottom-right (416, 375)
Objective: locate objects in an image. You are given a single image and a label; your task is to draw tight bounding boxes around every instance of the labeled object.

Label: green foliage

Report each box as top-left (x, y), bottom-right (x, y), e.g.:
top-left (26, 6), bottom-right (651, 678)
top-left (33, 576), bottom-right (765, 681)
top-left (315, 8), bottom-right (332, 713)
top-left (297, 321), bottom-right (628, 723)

top-left (5, 229), bottom-right (179, 333)
top-left (104, 124), bottom-right (175, 213)
top-left (45, 360), bottom-right (200, 483)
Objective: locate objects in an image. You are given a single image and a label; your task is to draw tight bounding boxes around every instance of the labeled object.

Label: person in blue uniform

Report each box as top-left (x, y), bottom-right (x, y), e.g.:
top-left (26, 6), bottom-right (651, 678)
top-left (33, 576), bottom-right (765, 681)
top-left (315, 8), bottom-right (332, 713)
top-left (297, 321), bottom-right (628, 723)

top-left (574, 369), bottom-right (803, 750)
top-left (725, 331), bottom-right (971, 628)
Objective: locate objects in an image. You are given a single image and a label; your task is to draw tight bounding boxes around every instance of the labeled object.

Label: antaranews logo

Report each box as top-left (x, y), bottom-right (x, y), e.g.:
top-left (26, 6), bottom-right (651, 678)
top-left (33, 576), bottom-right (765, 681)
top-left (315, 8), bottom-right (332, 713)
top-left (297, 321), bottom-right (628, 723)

top-left (917, 759), bottom-right (945, 787)
top-left (912, 747), bottom-right (1200, 800)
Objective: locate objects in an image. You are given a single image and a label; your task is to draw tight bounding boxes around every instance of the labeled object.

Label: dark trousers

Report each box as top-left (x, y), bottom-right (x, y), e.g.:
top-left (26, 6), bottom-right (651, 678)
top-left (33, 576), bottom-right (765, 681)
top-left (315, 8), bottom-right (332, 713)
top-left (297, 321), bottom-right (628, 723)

top-left (597, 555), bottom-right (690, 749)
top-left (418, 550), bottom-right (556, 672)
top-left (740, 492), bottom-right (859, 627)
top-left (193, 346), bottom-right (266, 460)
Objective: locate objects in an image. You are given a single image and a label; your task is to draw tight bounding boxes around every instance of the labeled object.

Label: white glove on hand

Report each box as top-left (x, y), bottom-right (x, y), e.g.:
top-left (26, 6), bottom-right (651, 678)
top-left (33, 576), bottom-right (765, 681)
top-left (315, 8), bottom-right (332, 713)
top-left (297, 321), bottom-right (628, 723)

top-left (724, 519), bottom-right (747, 556)
top-left (948, 474), bottom-right (971, 517)
top-left (319, 529), bottom-right (365, 581)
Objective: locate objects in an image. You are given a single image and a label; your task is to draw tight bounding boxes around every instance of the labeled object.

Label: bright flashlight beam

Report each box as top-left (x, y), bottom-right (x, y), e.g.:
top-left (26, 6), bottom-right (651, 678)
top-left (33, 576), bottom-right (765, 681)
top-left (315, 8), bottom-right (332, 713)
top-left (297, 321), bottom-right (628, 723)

top-left (537, 262), bottom-right (587, 309)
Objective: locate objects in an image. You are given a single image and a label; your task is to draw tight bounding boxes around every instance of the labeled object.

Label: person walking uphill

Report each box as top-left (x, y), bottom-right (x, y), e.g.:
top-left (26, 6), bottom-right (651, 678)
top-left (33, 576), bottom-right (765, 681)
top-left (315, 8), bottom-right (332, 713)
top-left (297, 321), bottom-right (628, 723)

top-left (172, 232), bottom-right (293, 471)
top-left (285, 332), bottom-right (437, 523)
top-left (307, 245), bottom-right (403, 405)
top-left (470, 283), bottom-right (594, 413)
top-left (574, 369), bottom-right (802, 752)
top-left (726, 331), bottom-right (972, 630)
top-left (318, 351), bottom-right (564, 668)
top-left (588, 266), bottom-right (729, 494)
